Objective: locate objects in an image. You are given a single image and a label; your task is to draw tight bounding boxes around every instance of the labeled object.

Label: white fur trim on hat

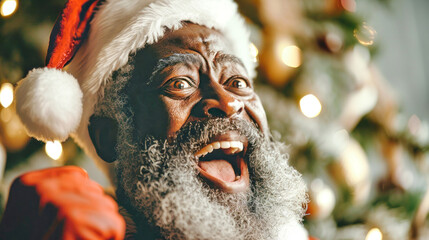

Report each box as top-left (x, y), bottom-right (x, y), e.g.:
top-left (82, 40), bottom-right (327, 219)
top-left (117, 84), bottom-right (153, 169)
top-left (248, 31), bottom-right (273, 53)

top-left (15, 68), bottom-right (83, 141)
top-left (69, 0), bottom-right (254, 95)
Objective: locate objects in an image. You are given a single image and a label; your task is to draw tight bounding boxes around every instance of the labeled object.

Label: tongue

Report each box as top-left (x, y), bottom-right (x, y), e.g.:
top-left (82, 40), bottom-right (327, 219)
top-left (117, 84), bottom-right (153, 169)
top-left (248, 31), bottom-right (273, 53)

top-left (199, 160), bottom-right (236, 182)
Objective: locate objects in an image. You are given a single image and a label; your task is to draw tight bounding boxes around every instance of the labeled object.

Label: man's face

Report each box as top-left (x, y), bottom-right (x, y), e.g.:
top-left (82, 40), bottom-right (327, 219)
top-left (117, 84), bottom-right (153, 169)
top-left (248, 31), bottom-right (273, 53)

top-left (130, 23), bottom-right (268, 138)
top-left (128, 23), bottom-right (269, 193)
top-left (113, 23), bottom-right (307, 239)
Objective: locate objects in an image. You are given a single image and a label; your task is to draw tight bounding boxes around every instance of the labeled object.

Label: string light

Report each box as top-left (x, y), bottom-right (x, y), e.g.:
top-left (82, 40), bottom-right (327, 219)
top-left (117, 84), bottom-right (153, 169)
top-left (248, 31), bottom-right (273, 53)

top-left (0, 0), bottom-right (18, 17)
top-left (354, 22), bottom-right (377, 46)
top-left (299, 94), bottom-right (322, 118)
top-left (365, 228), bottom-right (382, 240)
top-left (249, 42), bottom-right (259, 63)
top-left (281, 45), bottom-right (302, 68)
top-left (45, 141), bottom-right (63, 160)
top-left (0, 83), bottom-right (14, 108)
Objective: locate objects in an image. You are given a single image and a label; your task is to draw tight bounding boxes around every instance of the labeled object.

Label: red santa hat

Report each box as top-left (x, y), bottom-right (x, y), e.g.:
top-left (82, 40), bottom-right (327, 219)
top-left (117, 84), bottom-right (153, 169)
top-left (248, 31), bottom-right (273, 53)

top-left (15, 0), bottom-right (255, 161)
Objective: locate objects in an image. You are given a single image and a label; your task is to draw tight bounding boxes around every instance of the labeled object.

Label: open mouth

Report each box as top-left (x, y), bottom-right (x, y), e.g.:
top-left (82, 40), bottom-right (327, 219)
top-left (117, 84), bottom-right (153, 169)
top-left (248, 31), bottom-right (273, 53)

top-left (194, 135), bottom-right (249, 193)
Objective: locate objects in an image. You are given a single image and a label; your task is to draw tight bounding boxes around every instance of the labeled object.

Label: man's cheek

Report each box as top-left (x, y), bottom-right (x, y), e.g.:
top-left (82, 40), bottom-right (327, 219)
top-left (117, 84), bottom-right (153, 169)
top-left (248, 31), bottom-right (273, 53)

top-left (134, 96), bottom-right (170, 138)
top-left (164, 99), bottom-right (194, 138)
top-left (244, 97), bottom-right (269, 135)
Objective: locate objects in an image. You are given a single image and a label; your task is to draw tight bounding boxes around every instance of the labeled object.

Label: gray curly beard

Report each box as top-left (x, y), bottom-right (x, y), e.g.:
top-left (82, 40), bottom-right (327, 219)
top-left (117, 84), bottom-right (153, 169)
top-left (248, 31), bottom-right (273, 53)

top-left (114, 118), bottom-right (308, 240)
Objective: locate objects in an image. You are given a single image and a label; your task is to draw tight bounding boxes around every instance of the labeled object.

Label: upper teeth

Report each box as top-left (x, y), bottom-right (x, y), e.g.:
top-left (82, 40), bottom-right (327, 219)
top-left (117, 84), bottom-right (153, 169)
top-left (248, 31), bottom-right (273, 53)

top-left (195, 141), bottom-right (244, 158)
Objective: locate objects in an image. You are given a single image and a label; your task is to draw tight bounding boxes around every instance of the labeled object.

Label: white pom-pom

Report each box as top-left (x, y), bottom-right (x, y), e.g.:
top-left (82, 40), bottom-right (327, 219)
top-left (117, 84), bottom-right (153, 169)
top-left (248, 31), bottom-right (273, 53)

top-left (16, 68), bottom-right (83, 142)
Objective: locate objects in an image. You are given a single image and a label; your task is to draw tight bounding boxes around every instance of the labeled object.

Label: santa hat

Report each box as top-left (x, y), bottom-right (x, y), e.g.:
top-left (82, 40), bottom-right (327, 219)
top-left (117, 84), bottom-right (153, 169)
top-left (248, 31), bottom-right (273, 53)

top-left (15, 0), bottom-right (255, 161)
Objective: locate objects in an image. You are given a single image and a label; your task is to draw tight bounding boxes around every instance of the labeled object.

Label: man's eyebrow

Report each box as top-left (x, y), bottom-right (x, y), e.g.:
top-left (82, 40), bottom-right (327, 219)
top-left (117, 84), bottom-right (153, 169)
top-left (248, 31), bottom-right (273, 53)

top-left (215, 53), bottom-right (246, 70)
top-left (147, 53), bottom-right (200, 86)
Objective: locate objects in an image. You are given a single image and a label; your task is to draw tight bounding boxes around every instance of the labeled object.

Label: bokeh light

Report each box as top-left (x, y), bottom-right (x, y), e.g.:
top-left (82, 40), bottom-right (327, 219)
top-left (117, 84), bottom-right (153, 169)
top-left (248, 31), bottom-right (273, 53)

top-left (312, 179), bottom-right (335, 210)
top-left (354, 22), bottom-right (377, 46)
top-left (249, 42), bottom-right (259, 63)
top-left (299, 94), bottom-right (322, 118)
top-left (281, 45), bottom-right (302, 68)
top-left (0, 83), bottom-right (14, 108)
top-left (45, 141), bottom-right (63, 160)
top-left (365, 228), bottom-right (383, 240)
top-left (341, 139), bottom-right (369, 187)
top-left (308, 178), bottom-right (336, 219)
top-left (0, 0), bottom-right (18, 17)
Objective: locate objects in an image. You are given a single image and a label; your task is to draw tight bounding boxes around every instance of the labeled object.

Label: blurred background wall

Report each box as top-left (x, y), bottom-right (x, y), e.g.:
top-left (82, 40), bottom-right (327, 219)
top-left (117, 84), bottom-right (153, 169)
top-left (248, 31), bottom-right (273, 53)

top-left (361, 0), bottom-right (428, 122)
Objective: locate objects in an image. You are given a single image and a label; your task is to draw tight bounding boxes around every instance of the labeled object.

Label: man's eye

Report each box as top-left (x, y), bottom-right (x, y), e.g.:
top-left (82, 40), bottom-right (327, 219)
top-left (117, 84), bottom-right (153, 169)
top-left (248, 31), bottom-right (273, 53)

top-left (168, 79), bottom-right (192, 90)
top-left (228, 78), bottom-right (249, 89)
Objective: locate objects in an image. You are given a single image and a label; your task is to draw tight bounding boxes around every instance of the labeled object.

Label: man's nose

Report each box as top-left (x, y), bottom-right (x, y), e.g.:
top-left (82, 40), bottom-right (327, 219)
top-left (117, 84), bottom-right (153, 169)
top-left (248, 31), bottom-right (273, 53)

top-left (195, 88), bottom-right (244, 118)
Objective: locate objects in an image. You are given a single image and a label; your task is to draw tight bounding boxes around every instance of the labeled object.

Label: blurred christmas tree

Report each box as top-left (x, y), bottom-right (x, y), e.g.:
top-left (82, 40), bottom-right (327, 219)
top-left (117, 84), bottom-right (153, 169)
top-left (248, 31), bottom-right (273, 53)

top-left (0, 0), bottom-right (428, 239)
top-left (0, 0), bottom-right (98, 213)
top-left (235, 0), bottom-right (429, 239)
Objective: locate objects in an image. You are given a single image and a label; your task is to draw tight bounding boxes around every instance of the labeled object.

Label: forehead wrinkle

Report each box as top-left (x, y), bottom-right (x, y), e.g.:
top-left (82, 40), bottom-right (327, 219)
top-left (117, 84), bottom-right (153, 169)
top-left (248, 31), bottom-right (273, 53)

top-left (147, 53), bottom-right (201, 86)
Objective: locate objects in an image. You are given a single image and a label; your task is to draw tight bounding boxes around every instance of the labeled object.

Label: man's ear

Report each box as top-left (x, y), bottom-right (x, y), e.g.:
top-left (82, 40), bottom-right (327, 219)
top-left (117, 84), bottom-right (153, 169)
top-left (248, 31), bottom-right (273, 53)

top-left (88, 116), bottom-right (118, 163)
